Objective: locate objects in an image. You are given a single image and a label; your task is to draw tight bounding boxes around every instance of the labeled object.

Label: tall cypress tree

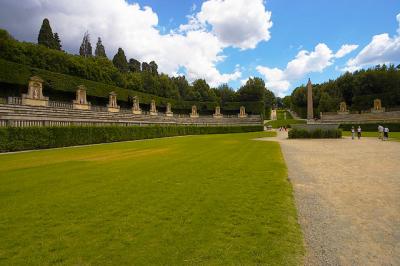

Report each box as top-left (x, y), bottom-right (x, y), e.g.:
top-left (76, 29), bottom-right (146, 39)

top-left (79, 31), bottom-right (92, 57)
top-left (53, 32), bottom-right (62, 50)
top-left (113, 48), bottom-right (128, 72)
top-left (38, 18), bottom-right (56, 49)
top-left (95, 37), bottom-right (107, 57)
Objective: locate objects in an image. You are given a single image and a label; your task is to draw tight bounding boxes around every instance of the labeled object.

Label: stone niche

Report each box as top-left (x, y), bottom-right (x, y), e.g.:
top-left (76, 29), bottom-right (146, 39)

top-left (337, 101), bottom-right (349, 114)
top-left (165, 102), bottom-right (173, 117)
top-left (190, 105), bottom-right (199, 118)
top-left (107, 91), bottom-right (120, 113)
top-left (73, 85), bottom-right (91, 110)
top-left (132, 96), bottom-right (142, 115)
top-left (238, 106), bottom-right (247, 118)
top-left (22, 76), bottom-right (49, 107)
top-left (371, 99), bottom-right (385, 113)
top-left (149, 99), bottom-right (158, 116)
top-left (213, 106), bottom-right (223, 118)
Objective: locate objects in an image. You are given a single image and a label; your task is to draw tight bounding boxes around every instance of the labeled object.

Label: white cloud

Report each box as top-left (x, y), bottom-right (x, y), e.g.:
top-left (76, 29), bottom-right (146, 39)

top-left (0, 0), bottom-right (273, 87)
top-left (195, 0), bottom-right (273, 49)
top-left (335, 44), bottom-right (358, 58)
top-left (257, 43), bottom-right (343, 96)
top-left (344, 13), bottom-right (400, 71)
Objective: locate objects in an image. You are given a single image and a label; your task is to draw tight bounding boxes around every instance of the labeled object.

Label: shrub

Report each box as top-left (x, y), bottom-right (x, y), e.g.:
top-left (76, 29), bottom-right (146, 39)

top-left (288, 128), bottom-right (342, 139)
top-left (0, 125), bottom-right (263, 152)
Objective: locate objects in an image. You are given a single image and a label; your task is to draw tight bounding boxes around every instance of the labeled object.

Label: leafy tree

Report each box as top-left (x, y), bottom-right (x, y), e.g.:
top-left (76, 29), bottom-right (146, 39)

top-left (128, 58), bottom-right (141, 72)
top-left (112, 48), bottom-right (128, 72)
top-left (238, 77), bottom-right (265, 102)
top-left (142, 62), bottom-right (151, 73)
top-left (38, 18), bottom-right (57, 49)
top-left (282, 96), bottom-right (291, 109)
top-left (149, 61), bottom-right (158, 75)
top-left (79, 31), bottom-right (92, 57)
top-left (94, 37), bottom-right (107, 57)
top-left (216, 84), bottom-right (236, 103)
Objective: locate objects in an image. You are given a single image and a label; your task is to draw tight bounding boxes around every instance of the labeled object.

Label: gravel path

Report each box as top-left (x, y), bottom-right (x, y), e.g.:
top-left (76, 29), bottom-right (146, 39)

top-left (259, 132), bottom-right (400, 265)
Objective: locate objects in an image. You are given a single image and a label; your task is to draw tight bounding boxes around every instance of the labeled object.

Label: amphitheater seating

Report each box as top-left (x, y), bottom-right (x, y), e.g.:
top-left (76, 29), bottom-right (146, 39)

top-left (320, 111), bottom-right (400, 124)
top-left (0, 104), bottom-right (262, 127)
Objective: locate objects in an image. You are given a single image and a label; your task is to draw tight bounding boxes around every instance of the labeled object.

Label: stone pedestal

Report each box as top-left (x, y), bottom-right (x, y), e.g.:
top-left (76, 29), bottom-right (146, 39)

top-left (213, 106), bottom-right (223, 118)
top-left (107, 91), bottom-right (120, 113)
top-left (21, 76), bottom-right (49, 107)
top-left (132, 96), bottom-right (142, 115)
top-left (165, 102), bottom-right (173, 117)
top-left (190, 105), bottom-right (199, 118)
top-left (149, 99), bottom-right (158, 116)
top-left (73, 85), bottom-right (91, 110)
top-left (238, 106), bottom-right (247, 118)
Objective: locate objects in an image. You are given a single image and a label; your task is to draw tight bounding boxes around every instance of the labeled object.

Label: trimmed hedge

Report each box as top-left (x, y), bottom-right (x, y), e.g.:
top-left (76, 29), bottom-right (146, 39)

top-left (265, 119), bottom-right (306, 129)
top-left (339, 123), bottom-right (400, 132)
top-left (0, 125), bottom-right (263, 152)
top-left (288, 128), bottom-right (342, 139)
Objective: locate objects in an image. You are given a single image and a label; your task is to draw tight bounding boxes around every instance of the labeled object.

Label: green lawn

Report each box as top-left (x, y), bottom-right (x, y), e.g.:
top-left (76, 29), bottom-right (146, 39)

top-left (0, 131), bottom-right (303, 265)
top-left (342, 131), bottom-right (400, 141)
top-left (276, 110), bottom-right (293, 120)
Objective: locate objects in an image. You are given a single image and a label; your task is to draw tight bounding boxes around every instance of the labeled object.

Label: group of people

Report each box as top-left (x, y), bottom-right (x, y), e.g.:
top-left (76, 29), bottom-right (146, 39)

top-left (350, 125), bottom-right (390, 140)
top-left (378, 125), bottom-right (390, 141)
top-left (350, 126), bottom-right (362, 140)
top-left (278, 126), bottom-right (288, 131)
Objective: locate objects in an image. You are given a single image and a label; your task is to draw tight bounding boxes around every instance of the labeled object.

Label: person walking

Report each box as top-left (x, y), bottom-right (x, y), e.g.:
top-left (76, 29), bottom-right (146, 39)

top-left (351, 126), bottom-right (355, 140)
top-left (357, 126), bottom-right (362, 140)
top-left (384, 127), bottom-right (389, 141)
top-left (378, 125), bottom-right (384, 140)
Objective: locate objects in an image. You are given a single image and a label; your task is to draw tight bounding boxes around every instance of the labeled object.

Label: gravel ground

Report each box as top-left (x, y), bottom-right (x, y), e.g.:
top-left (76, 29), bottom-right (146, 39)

top-left (259, 132), bottom-right (400, 265)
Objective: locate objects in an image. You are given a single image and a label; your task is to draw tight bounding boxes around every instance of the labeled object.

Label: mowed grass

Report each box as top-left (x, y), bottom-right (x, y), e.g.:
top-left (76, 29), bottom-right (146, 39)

top-left (0, 131), bottom-right (304, 265)
top-left (342, 131), bottom-right (400, 141)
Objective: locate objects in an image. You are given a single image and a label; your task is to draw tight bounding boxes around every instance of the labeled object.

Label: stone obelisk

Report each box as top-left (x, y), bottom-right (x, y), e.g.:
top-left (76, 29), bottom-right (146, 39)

top-left (307, 78), bottom-right (314, 120)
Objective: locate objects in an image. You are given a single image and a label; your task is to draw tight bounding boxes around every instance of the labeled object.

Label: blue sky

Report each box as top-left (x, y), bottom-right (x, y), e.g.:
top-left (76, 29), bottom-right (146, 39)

top-left (0, 0), bottom-right (399, 96)
top-left (134, 0), bottom-right (400, 93)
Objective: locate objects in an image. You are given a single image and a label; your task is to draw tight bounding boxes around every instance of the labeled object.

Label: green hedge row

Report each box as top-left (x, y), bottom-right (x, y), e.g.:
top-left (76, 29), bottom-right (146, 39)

top-left (0, 125), bottom-right (263, 152)
top-left (339, 123), bottom-right (400, 132)
top-left (288, 128), bottom-right (342, 139)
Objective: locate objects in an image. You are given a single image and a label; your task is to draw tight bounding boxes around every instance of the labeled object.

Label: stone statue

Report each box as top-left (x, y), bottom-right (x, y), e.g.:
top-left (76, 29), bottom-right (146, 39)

top-left (107, 91), bottom-right (120, 112)
top-left (132, 96), bottom-right (142, 114)
top-left (190, 105), bottom-right (199, 118)
top-left (238, 106), bottom-right (247, 118)
top-left (73, 85), bottom-right (91, 110)
top-left (213, 106), bottom-right (223, 118)
top-left (372, 99), bottom-right (384, 113)
top-left (22, 76), bottom-right (49, 107)
top-left (165, 102), bottom-right (173, 117)
top-left (337, 101), bottom-right (349, 114)
top-left (150, 99), bottom-right (158, 116)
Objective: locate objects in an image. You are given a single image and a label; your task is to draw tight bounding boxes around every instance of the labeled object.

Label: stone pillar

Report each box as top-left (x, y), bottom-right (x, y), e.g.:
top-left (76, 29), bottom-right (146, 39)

top-left (213, 106), bottom-right (223, 118)
top-left (149, 100), bottom-right (158, 116)
top-left (190, 105), bottom-right (199, 118)
top-left (132, 96), bottom-right (142, 115)
top-left (22, 76), bottom-right (49, 107)
top-left (107, 91), bottom-right (120, 113)
top-left (238, 106), bottom-right (247, 118)
top-left (371, 99), bottom-right (385, 113)
top-left (307, 78), bottom-right (314, 120)
top-left (165, 102), bottom-right (173, 117)
top-left (73, 85), bottom-right (91, 110)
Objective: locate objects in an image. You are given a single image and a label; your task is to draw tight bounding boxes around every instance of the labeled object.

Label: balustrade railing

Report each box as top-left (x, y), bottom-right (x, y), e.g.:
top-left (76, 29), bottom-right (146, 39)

top-left (49, 101), bottom-right (73, 109)
top-left (7, 97), bottom-right (22, 105)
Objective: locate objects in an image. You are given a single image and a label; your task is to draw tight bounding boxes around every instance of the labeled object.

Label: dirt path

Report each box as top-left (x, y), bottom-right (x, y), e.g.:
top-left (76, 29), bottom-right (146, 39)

top-left (259, 131), bottom-right (400, 265)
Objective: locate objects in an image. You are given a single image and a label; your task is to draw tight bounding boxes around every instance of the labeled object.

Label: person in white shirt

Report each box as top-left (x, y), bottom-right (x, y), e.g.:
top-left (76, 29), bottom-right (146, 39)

top-left (384, 127), bottom-right (389, 141)
top-left (378, 125), bottom-right (383, 140)
top-left (357, 126), bottom-right (362, 140)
